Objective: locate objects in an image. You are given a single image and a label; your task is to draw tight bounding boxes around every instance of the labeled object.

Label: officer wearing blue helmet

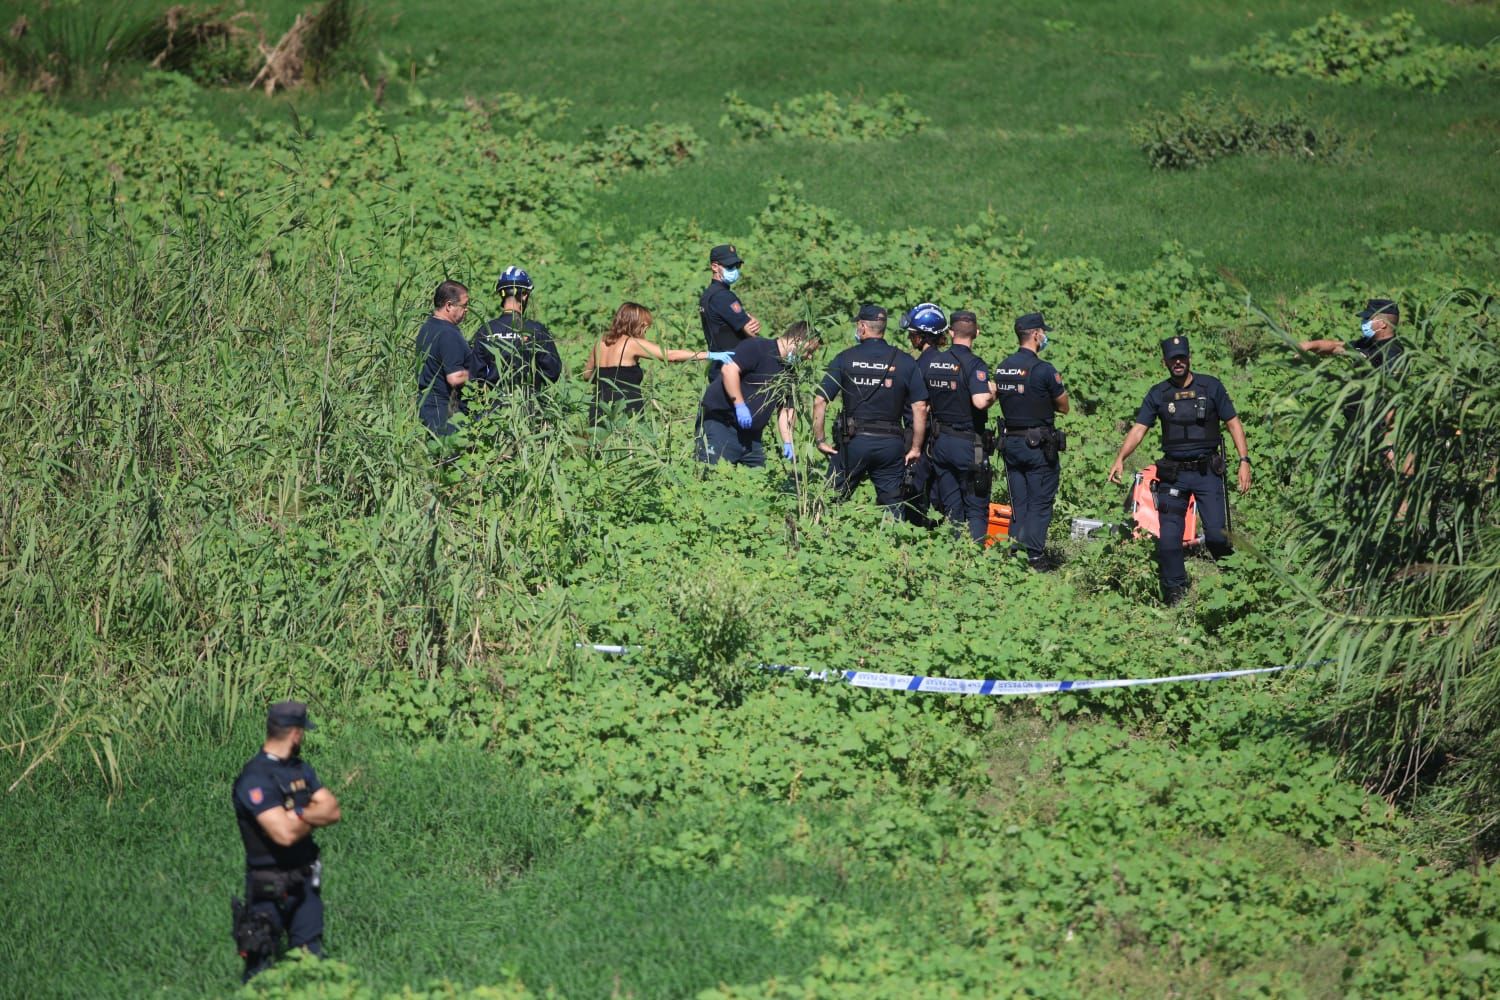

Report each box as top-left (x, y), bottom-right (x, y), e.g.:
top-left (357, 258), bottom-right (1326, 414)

top-left (470, 266), bottom-right (562, 406)
top-left (995, 312), bottom-right (1070, 568)
top-left (902, 303), bottom-right (952, 527)
top-left (922, 308), bottom-right (998, 541)
top-left (1108, 335), bottom-right (1251, 605)
top-left (699, 244), bottom-right (762, 381)
top-left (813, 303), bottom-right (929, 519)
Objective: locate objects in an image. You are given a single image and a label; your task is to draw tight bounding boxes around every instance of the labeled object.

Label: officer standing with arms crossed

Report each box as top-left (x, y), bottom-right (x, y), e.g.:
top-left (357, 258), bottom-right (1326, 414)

top-left (994, 313), bottom-right (1069, 569)
top-left (1107, 335), bottom-right (1251, 605)
top-left (231, 701), bottom-right (341, 982)
top-left (469, 266), bottom-right (562, 407)
top-left (699, 244), bottom-right (762, 381)
top-left (921, 307), bottom-right (997, 541)
top-left (813, 304), bottom-right (929, 520)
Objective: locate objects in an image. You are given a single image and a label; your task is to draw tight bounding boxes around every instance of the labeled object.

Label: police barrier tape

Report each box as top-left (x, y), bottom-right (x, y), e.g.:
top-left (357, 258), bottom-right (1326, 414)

top-left (575, 644), bottom-right (1310, 696)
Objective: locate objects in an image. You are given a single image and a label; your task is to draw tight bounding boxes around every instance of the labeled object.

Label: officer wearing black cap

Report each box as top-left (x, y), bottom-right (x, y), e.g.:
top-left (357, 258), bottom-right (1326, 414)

top-left (1298, 298), bottom-right (1405, 371)
top-left (470, 265), bottom-right (562, 407)
top-left (921, 307), bottom-right (998, 541)
top-left (1108, 336), bottom-right (1251, 605)
top-left (699, 244), bottom-right (762, 381)
top-left (231, 701), bottom-right (341, 982)
top-left (994, 312), bottom-right (1070, 567)
top-left (813, 303), bottom-right (929, 519)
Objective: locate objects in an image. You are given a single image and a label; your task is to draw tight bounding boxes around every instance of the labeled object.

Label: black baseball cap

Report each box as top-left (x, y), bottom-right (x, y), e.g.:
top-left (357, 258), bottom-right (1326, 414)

top-left (1358, 298), bottom-right (1399, 321)
top-left (1015, 312), bottom-right (1050, 333)
top-left (268, 700), bottom-right (316, 730)
top-left (857, 303), bottom-right (888, 322)
top-left (1161, 336), bottom-right (1190, 359)
top-left (709, 244), bottom-right (743, 267)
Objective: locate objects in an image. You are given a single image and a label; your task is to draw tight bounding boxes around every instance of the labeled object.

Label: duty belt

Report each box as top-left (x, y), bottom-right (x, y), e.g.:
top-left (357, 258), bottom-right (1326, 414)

top-left (933, 420), bottom-right (979, 440)
top-left (847, 417), bottom-right (905, 438)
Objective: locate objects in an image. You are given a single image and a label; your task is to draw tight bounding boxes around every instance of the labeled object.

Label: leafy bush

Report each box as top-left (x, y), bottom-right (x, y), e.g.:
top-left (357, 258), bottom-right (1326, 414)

top-left (720, 90), bottom-right (928, 142)
top-left (1272, 290), bottom-right (1500, 862)
top-left (1131, 90), bottom-right (1346, 170)
top-left (1205, 10), bottom-right (1498, 91)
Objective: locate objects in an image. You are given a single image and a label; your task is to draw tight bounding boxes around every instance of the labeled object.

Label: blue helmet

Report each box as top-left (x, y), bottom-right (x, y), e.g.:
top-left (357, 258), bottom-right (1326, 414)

top-left (495, 266), bottom-right (533, 297)
top-left (908, 302), bottom-right (948, 338)
top-left (898, 307), bottom-right (915, 332)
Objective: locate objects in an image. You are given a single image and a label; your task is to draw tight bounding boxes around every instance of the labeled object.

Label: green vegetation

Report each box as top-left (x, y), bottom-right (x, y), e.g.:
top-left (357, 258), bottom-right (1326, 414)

top-left (719, 91), bottom-right (928, 143)
top-left (1131, 90), bottom-right (1345, 170)
top-left (1206, 9), bottom-right (1499, 91)
top-left (0, 0), bottom-right (1497, 996)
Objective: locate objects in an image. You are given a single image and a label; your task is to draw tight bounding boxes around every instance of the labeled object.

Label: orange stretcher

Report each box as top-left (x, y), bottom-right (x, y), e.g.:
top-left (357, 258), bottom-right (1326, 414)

top-left (983, 503), bottom-right (1011, 547)
top-left (1128, 464), bottom-right (1199, 545)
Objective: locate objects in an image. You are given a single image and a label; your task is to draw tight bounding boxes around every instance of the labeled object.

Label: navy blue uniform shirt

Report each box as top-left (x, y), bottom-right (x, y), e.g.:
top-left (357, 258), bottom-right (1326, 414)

top-left (924, 344), bottom-right (992, 433)
top-left (233, 751), bottom-right (323, 869)
top-left (1349, 336), bottom-right (1404, 372)
top-left (818, 338), bottom-right (928, 424)
top-left (1135, 373), bottom-right (1237, 459)
top-left (416, 316), bottom-right (472, 426)
top-left (699, 280), bottom-right (752, 353)
top-left (701, 337), bottom-right (787, 434)
top-left (993, 348), bottom-right (1065, 428)
top-left (470, 312), bottom-right (562, 395)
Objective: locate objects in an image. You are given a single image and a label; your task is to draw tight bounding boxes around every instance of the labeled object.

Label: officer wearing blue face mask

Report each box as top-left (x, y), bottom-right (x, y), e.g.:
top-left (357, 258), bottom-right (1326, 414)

top-left (699, 244), bottom-right (762, 381)
top-left (1298, 298), bottom-right (1404, 371)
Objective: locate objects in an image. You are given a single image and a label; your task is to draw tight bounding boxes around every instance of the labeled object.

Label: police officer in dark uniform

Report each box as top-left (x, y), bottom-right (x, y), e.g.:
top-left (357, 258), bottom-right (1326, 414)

top-left (231, 701), bottom-right (341, 982)
top-left (1108, 335), bottom-right (1252, 605)
top-left (470, 266), bottom-right (562, 407)
top-left (813, 303), bottom-right (928, 519)
top-left (994, 313), bottom-right (1070, 568)
top-left (920, 307), bottom-right (998, 541)
top-left (415, 280), bottom-right (474, 436)
top-left (900, 303), bottom-right (950, 527)
top-left (1297, 298), bottom-right (1404, 371)
top-left (699, 244), bottom-right (762, 381)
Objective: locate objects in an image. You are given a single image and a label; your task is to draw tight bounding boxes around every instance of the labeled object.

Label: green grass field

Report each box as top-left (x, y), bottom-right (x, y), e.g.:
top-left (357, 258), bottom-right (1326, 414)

top-left (0, 0), bottom-right (1497, 996)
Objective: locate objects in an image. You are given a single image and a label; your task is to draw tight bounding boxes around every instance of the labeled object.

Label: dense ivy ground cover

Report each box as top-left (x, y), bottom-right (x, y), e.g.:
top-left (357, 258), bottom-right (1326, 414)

top-left (0, 5), bottom-right (1498, 995)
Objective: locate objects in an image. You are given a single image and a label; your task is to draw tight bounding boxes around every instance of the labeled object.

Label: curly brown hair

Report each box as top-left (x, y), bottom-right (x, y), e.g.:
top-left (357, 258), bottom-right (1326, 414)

top-left (603, 302), bottom-right (653, 346)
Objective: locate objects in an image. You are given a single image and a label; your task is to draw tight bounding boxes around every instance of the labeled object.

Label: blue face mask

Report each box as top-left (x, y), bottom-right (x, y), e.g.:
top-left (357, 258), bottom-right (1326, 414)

top-left (721, 267), bottom-right (741, 285)
top-left (852, 326), bottom-right (862, 344)
top-left (1359, 320), bottom-right (1376, 339)
top-left (1037, 333), bottom-right (1049, 352)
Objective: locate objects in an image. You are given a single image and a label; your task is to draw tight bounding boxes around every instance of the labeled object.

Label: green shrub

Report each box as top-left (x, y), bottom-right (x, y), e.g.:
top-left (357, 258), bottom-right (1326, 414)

top-left (1205, 10), bottom-right (1498, 91)
top-left (720, 90), bottom-right (928, 142)
top-left (1131, 90), bottom-right (1346, 170)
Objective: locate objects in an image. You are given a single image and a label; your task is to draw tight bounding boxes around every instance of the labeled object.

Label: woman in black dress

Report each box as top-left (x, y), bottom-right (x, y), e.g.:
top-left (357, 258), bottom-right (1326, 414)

top-left (583, 302), bottom-right (707, 424)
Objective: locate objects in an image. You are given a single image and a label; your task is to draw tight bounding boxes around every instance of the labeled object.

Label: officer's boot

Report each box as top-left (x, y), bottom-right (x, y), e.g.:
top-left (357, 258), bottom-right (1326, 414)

top-left (1162, 585), bottom-right (1188, 607)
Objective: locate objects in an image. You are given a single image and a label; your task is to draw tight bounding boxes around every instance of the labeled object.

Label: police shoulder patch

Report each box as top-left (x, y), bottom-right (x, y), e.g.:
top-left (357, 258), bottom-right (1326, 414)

top-left (730, 302), bottom-right (742, 313)
top-left (1054, 372), bottom-right (1063, 383)
top-left (977, 370), bottom-right (987, 381)
top-left (249, 787), bottom-right (264, 805)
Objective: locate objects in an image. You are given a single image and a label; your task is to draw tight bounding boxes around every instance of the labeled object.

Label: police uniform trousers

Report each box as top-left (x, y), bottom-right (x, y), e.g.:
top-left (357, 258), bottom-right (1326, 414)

top-left (695, 414), bottom-right (766, 468)
top-left (1154, 465), bottom-right (1232, 593)
top-left (243, 868), bottom-right (323, 980)
top-left (830, 434), bottom-right (909, 515)
top-left (930, 432), bottom-right (989, 542)
top-left (1001, 436), bottom-right (1059, 559)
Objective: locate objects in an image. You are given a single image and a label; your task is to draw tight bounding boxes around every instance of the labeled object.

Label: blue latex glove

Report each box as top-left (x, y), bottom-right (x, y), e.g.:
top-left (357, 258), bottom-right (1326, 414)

top-left (734, 402), bottom-right (754, 429)
top-left (781, 442), bottom-right (795, 461)
top-left (708, 351), bottom-right (736, 364)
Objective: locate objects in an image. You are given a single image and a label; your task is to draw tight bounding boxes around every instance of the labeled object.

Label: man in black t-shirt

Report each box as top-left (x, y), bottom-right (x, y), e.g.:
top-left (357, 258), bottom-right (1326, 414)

top-left (1108, 336), bottom-right (1252, 605)
top-left (813, 304), bottom-right (929, 519)
top-left (231, 701), bottom-right (341, 982)
top-left (696, 321), bottom-right (820, 467)
top-left (416, 281), bottom-right (474, 436)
